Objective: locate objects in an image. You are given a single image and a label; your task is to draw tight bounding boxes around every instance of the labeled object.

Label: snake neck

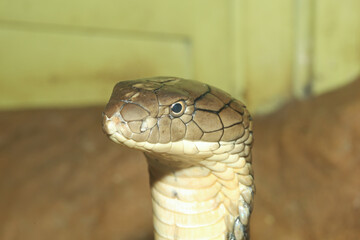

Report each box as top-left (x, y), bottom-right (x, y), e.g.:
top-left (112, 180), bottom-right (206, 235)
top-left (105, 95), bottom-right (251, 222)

top-left (146, 153), bottom-right (254, 240)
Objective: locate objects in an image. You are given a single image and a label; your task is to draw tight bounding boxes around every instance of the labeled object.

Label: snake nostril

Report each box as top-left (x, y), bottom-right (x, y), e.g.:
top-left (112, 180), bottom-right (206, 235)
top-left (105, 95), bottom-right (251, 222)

top-left (102, 113), bottom-right (122, 136)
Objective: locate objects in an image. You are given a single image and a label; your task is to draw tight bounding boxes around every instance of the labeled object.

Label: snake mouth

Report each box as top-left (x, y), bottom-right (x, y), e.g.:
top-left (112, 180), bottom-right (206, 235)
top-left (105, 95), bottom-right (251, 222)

top-left (103, 113), bottom-right (240, 164)
top-left (102, 113), bottom-right (118, 136)
top-left (102, 117), bottom-right (131, 149)
top-left (102, 112), bottom-right (130, 144)
top-left (102, 111), bottom-right (246, 160)
top-left (103, 112), bottom-right (216, 156)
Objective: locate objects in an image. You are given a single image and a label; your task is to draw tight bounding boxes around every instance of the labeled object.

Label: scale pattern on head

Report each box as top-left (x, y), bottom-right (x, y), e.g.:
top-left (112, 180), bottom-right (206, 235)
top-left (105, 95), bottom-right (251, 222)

top-left (103, 77), bottom-right (251, 154)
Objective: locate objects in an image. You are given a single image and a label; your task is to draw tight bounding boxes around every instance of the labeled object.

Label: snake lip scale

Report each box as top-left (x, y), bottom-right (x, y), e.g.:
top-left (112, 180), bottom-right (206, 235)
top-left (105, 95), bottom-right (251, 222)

top-left (102, 77), bottom-right (254, 240)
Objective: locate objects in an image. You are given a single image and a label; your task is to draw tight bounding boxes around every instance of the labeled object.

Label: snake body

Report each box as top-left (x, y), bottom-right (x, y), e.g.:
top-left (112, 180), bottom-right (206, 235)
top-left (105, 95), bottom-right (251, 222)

top-left (102, 77), bottom-right (254, 240)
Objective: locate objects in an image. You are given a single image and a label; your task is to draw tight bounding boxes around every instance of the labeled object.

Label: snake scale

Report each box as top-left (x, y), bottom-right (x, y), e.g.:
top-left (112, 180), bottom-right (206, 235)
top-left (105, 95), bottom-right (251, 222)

top-left (102, 77), bottom-right (254, 240)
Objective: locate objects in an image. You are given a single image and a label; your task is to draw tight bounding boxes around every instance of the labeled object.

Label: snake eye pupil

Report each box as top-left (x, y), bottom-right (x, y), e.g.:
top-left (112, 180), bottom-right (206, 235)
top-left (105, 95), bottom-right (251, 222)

top-left (170, 101), bottom-right (186, 117)
top-left (171, 103), bottom-right (182, 113)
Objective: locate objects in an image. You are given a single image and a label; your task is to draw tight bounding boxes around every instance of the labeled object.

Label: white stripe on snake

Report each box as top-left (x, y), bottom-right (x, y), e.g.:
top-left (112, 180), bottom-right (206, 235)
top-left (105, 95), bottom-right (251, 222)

top-left (102, 77), bottom-right (254, 240)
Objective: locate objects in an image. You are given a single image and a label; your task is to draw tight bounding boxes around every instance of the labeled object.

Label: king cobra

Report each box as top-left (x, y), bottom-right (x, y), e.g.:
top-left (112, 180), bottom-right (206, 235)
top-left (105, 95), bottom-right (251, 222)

top-left (102, 77), bottom-right (254, 240)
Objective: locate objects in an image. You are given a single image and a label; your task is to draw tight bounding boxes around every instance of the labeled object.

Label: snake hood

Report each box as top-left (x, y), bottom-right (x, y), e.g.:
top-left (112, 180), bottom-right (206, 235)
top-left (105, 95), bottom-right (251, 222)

top-left (103, 77), bottom-right (251, 161)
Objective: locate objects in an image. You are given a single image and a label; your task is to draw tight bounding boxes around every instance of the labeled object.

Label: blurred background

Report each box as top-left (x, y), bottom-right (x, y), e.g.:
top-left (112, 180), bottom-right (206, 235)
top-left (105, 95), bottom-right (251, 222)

top-left (0, 0), bottom-right (359, 240)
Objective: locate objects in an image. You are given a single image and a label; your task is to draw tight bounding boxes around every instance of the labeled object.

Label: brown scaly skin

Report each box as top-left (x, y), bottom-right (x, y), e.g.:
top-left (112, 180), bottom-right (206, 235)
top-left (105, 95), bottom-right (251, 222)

top-left (103, 77), bottom-right (254, 240)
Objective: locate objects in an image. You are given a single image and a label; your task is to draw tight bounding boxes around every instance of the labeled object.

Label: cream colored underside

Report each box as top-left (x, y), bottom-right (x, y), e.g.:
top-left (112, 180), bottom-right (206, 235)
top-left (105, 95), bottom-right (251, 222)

top-left (109, 131), bottom-right (254, 240)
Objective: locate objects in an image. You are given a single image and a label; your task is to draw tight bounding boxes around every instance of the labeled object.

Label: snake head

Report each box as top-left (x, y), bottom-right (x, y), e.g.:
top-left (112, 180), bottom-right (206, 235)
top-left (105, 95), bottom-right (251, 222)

top-left (103, 77), bottom-right (252, 161)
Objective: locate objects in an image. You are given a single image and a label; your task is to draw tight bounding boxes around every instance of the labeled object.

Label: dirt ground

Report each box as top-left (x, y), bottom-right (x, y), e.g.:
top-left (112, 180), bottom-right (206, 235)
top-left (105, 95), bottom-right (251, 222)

top-left (0, 77), bottom-right (359, 240)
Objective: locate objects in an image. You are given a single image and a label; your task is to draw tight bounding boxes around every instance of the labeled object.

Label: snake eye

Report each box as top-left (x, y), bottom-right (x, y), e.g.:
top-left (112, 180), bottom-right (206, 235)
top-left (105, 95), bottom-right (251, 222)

top-left (170, 101), bottom-right (186, 117)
